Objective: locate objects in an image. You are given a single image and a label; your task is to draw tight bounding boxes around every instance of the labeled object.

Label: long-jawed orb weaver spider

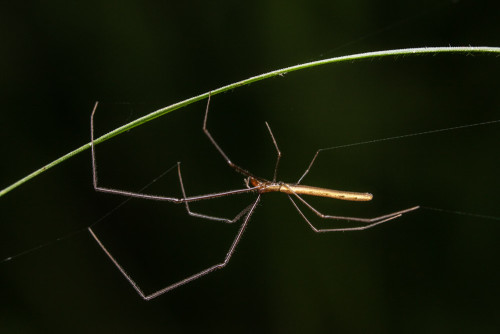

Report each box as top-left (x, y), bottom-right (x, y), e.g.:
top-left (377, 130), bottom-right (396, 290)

top-left (88, 93), bottom-right (419, 300)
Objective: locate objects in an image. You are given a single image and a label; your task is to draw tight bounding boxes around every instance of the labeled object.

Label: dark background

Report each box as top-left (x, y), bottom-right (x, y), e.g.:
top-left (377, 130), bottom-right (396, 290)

top-left (1, 1), bottom-right (499, 333)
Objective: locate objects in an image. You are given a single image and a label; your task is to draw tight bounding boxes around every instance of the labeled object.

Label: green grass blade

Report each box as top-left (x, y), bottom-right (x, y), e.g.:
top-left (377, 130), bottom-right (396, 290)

top-left (2, 46), bottom-right (500, 198)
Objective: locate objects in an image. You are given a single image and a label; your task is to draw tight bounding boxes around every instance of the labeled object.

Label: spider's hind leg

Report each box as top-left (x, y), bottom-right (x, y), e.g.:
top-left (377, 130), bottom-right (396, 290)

top-left (283, 183), bottom-right (419, 232)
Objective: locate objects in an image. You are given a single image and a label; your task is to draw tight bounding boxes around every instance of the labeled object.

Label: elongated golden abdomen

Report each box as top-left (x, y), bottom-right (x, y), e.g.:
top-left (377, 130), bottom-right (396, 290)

top-left (249, 177), bottom-right (373, 202)
top-left (280, 184), bottom-right (373, 201)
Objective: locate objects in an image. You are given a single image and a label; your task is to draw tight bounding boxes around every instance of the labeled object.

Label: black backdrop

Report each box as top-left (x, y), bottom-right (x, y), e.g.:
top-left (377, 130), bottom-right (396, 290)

top-left (2, 1), bottom-right (500, 333)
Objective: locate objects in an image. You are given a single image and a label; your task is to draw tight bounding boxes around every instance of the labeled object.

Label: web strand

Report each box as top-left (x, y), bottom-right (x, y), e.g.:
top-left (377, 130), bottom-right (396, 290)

top-left (317, 119), bottom-right (500, 152)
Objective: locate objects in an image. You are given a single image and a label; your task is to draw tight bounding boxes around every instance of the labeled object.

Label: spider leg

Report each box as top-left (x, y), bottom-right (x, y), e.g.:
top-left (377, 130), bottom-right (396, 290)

top-left (296, 148), bottom-right (327, 184)
top-left (203, 93), bottom-right (262, 180)
top-left (264, 122), bottom-right (282, 182)
top-left (289, 196), bottom-right (415, 232)
top-left (177, 162), bottom-right (256, 223)
top-left (88, 194), bottom-right (261, 300)
top-left (283, 184), bottom-right (419, 232)
top-left (91, 102), bottom-right (257, 203)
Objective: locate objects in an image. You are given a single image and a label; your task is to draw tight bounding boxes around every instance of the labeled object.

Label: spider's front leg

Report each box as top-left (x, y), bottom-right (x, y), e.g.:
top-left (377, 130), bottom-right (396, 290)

top-left (176, 162), bottom-right (258, 224)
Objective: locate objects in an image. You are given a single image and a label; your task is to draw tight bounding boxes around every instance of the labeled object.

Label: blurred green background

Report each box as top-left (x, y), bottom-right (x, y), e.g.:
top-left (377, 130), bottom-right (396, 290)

top-left (1, 1), bottom-right (499, 333)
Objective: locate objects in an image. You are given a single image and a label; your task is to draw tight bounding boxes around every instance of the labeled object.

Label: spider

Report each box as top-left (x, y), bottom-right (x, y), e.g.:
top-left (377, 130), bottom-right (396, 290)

top-left (88, 93), bottom-right (419, 300)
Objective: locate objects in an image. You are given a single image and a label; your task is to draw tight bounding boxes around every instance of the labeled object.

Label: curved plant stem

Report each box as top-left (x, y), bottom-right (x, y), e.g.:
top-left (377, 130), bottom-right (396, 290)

top-left (1, 46), bottom-right (500, 198)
